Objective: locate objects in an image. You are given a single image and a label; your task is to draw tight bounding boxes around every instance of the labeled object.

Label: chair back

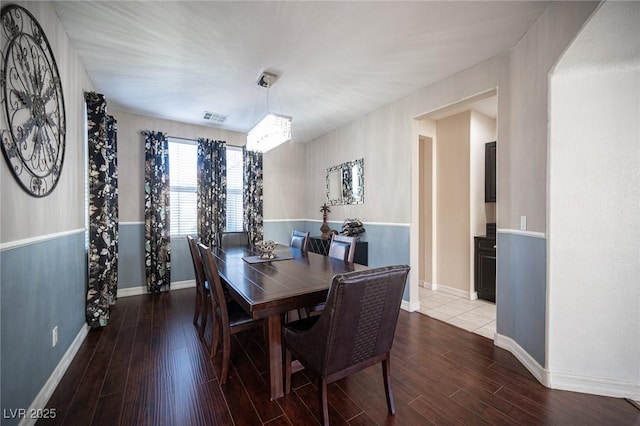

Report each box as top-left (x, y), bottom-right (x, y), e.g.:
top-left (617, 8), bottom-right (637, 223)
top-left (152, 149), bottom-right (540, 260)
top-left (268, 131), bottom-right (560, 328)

top-left (198, 243), bottom-right (230, 328)
top-left (328, 234), bottom-right (356, 262)
top-left (296, 265), bottom-right (410, 377)
top-left (220, 231), bottom-right (250, 248)
top-left (290, 230), bottom-right (310, 252)
top-left (187, 236), bottom-right (206, 294)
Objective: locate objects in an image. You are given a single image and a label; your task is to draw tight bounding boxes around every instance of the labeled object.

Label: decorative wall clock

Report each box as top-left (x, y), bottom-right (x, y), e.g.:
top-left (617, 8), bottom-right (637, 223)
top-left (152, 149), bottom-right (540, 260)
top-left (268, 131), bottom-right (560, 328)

top-left (1, 5), bottom-right (66, 197)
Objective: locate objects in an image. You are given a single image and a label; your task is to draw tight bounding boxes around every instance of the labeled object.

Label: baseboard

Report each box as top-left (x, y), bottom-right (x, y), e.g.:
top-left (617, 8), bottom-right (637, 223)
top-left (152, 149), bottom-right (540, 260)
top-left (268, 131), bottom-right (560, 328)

top-left (432, 283), bottom-right (472, 299)
top-left (494, 333), bottom-right (549, 387)
top-left (23, 279), bottom-right (198, 425)
top-left (494, 333), bottom-right (640, 400)
top-left (20, 324), bottom-right (89, 426)
top-left (117, 280), bottom-right (196, 298)
top-left (401, 299), bottom-right (420, 312)
top-left (548, 370), bottom-right (640, 400)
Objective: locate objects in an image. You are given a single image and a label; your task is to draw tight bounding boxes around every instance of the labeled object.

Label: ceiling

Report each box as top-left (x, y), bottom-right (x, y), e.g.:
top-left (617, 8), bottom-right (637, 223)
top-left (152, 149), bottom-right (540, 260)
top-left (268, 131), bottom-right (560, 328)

top-left (52, 1), bottom-right (550, 143)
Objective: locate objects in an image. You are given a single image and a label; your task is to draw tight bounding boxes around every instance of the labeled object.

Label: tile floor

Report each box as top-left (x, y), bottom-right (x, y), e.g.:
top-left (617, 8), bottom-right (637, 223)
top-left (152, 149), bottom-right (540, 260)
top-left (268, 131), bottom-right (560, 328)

top-left (417, 286), bottom-right (496, 340)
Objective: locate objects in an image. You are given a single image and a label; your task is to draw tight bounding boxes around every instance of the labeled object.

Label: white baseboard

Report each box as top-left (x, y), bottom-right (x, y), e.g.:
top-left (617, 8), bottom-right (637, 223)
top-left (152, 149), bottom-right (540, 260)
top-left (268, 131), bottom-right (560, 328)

top-left (494, 333), bottom-right (549, 387)
top-left (494, 333), bottom-right (640, 400)
top-left (401, 299), bottom-right (420, 312)
top-left (21, 324), bottom-right (89, 426)
top-left (432, 283), bottom-right (472, 299)
top-left (117, 280), bottom-right (196, 298)
top-left (548, 370), bottom-right (640, 400)
top-left (23, 279), bottom-right (198, 426)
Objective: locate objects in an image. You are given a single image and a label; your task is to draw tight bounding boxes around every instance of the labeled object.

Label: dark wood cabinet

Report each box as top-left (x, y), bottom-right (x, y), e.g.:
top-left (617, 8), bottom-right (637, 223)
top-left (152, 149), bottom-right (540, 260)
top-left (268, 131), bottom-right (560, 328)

top-left (485, 141), bottom-right (497, 202)
top-left (308, 236), bottom-right (368, 266)
top-left (474, 236), bottom-right (496, 302)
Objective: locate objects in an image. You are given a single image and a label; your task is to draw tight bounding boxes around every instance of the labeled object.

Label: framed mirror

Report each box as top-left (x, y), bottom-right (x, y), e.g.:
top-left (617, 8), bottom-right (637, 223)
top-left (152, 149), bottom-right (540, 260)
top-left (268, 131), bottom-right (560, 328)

top-left (326, 158), bottom-right (364, 206)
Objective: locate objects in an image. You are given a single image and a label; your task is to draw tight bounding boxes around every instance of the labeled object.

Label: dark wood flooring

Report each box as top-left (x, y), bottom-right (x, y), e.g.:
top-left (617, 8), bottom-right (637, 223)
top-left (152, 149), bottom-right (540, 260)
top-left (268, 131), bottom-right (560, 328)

top-left (39, 288), bottom-right (639, 425)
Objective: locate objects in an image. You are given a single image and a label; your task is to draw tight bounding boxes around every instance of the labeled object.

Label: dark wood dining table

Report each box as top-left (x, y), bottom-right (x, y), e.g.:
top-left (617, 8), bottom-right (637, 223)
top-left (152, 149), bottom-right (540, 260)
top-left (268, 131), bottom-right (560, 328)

top-left (212, 244), bottom-right (368, 400)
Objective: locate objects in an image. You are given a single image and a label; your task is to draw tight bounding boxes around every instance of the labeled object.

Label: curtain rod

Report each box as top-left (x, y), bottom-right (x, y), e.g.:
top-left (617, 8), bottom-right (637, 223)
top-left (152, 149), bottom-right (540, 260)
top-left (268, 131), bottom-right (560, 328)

top-left (167, 135), bottom-right (196, 142)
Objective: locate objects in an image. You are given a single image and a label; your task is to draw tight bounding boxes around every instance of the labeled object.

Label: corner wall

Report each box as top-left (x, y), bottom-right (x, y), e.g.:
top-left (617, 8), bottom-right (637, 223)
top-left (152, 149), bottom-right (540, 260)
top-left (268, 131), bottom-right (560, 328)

top-left (0, 2), bottom-right (94, 422)
top-left (548, 1), bottom-right (640, 399)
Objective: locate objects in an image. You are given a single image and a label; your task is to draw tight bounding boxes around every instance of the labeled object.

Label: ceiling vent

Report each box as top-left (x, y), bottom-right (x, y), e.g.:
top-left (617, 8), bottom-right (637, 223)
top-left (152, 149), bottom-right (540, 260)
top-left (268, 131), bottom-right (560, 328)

top-left (202, 111), bottom-right (227, 123)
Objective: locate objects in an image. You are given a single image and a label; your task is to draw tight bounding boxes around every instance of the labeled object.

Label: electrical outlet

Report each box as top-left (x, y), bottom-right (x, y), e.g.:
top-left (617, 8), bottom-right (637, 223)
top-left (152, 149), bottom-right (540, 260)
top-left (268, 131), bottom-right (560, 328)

top-left (52, 326), bottom-right (58, 347)
top-left (520, 216), bottom-right (527, 231)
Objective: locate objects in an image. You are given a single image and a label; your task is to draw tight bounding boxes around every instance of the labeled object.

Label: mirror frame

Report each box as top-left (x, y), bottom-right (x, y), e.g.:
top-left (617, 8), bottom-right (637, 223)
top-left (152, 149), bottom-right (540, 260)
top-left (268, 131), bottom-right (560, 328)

top-left (326, 158), bottom-right (364, 206)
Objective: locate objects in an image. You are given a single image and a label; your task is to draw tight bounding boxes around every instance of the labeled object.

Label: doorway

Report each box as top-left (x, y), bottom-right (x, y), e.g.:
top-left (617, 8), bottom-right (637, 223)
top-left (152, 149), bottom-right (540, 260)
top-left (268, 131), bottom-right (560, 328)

top-left (415, 92), bottom-right (498, 339)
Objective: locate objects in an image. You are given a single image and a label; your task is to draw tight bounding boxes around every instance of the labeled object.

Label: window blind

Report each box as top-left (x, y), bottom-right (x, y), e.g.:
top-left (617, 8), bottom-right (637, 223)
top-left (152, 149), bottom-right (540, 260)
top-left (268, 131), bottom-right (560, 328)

top-left (169, 139), bottom-right (197, 237)
top-left (226, 147), bottom-right (244, 232)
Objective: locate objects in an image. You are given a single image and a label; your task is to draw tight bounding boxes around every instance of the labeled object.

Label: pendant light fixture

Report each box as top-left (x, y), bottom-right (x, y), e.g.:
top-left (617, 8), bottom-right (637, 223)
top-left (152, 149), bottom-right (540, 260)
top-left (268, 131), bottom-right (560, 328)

top-left (246, 71), bottom-right (292, 153)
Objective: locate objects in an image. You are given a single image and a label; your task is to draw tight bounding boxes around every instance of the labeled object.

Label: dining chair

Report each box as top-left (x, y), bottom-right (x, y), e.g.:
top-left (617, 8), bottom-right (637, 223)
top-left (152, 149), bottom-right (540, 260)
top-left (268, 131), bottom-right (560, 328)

top-left (197, 242), bottom-right (266, 385)
top-left (290, 230), bottom-right (310, 252)
top-left (283, 264), bottom-right (410, 425)
top-left (187, 235), bottom-right (209, 338)
top-left (219, 231), bottom-right (250, 248)
top-left (328, 234), bottom-right (356, 263)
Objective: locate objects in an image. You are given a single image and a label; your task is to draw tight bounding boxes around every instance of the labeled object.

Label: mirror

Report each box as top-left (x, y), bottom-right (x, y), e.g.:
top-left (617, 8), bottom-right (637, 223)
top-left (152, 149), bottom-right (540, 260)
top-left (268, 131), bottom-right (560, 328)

top-left (326, 158), bottom-right (364, 205)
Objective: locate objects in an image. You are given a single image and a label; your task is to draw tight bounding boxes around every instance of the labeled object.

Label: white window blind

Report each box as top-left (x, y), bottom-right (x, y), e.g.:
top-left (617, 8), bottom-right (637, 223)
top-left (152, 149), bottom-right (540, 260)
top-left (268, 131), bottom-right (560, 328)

top-left (226, 147), bottom-right (244, 232)
top-left (169, 139), bottom-right (197, 237)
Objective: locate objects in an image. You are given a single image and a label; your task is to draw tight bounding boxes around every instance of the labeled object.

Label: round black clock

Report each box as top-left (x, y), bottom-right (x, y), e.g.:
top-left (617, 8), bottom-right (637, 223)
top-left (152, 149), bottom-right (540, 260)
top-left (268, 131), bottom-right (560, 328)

top-left (1, 5), bottom-right (66, 197)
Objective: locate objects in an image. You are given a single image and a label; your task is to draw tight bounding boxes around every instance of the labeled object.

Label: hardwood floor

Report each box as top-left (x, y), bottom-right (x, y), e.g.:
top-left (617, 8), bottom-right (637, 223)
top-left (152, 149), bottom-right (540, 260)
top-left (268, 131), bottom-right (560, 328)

top-left (39, 288), bottom-right (639, 425)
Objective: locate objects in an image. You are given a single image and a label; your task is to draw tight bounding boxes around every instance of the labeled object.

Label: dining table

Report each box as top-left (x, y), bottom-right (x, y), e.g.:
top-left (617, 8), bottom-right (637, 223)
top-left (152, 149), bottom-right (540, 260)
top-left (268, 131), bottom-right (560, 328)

top-left (211, 243), bottom-right (368, 400)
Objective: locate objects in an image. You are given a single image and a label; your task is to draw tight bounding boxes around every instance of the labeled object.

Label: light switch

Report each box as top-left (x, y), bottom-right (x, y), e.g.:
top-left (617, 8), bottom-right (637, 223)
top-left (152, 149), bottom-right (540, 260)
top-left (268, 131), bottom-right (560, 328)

top-left (520, 216), bottom-right (527, 231)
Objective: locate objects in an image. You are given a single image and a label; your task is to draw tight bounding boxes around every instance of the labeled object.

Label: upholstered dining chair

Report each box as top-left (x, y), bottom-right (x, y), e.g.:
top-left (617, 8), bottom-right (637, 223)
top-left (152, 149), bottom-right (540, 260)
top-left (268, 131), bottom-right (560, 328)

top-left (290, 230), bottom-right (310, 252)
top-left (219, 231), bottom-right (250, 248)
top-left (283, 265), bottom-right (410, 426)
top-left (328, 234), bottom-right (356, 263)
top-left (187, 235), bottom-right (209, 338)
top-left (197, 242), bottom-right (266, 385)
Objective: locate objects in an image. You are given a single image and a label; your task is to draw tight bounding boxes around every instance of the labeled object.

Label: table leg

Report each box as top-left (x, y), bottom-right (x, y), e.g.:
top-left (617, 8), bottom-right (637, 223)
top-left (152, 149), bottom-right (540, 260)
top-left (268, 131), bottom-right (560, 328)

top-left (267, 314), bottom-right (284, 400)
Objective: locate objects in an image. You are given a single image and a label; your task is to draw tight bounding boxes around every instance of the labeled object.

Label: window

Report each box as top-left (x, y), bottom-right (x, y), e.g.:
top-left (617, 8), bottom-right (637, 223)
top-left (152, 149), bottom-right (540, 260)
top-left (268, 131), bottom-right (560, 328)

top-left (169, 139), bottom-right (198, 237)
top-left (169, 140), bottom-right (244, 237)
top-left (226, 147), bottom-right (244, 232)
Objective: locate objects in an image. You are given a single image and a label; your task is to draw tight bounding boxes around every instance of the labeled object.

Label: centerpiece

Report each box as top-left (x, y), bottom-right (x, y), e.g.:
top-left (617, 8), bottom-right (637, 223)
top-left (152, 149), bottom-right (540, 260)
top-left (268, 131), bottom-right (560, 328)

top-left (255, 240), bottom-right (278, 259)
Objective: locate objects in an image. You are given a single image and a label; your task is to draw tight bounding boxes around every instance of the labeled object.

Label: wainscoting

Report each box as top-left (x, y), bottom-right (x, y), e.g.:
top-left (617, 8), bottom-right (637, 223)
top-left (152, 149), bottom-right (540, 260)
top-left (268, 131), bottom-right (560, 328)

top-left (0, 230), bottom-right (87, 424)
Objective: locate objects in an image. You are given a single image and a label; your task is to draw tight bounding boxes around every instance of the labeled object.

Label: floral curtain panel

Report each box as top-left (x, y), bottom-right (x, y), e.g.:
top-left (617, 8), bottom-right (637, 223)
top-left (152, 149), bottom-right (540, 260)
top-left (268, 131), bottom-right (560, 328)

top-left (243, 147), bottom-right (264, 244)
top-left (85, 92), bottom-right (119, 328)
top-left (144, 131), bottom-right (171, 293)
top-left (197, 138), bottom-right (227, 247)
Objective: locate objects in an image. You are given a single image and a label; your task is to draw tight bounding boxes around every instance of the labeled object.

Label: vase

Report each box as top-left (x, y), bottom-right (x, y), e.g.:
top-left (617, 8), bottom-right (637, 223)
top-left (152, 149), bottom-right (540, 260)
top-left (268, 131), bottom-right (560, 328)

top-left (320, 219), bottom-right (330, 239)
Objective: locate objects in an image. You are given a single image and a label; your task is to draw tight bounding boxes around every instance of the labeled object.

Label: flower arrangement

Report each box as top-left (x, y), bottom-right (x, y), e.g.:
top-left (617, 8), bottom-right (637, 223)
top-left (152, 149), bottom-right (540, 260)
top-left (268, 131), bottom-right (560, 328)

top-left (341, 218), bottom-right (365, 238)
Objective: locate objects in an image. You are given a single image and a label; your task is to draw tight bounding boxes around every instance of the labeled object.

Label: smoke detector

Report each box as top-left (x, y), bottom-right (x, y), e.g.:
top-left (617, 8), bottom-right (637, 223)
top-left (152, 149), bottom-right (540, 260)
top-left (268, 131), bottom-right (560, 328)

top-left (256, 72), bottom-right (278, 88)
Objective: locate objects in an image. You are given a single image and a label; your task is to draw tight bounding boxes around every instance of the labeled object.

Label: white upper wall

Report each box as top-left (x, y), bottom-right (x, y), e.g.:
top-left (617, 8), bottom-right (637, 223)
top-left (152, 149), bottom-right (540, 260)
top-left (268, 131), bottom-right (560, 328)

top-left (111, 108), bottom-right (246, 222)
top-left (548, 1), bottom-right (640, 396)
top-left (0, 1), bottom-right (95, 244)
top-left (298, 2), bottom-right (598, 232)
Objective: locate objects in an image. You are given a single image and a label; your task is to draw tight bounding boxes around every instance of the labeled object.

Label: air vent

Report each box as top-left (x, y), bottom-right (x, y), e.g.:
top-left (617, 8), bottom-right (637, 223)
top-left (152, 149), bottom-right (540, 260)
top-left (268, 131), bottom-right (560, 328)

top-left (202, 111), bottom-right (227, 123)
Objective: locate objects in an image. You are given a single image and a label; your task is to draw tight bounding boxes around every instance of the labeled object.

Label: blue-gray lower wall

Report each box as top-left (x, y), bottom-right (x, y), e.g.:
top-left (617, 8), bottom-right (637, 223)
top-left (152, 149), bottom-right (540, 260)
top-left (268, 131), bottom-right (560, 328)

top-left (171, 236), bottom-right (196, 282)
top-left (118, 223), bottom-right (145, 289)
top-left (496, 232), bottom-right (547, 365)
top-left (118, 224), bottom-right (200, 288)
top-left (0, 231), bottom-right (86, 424)
top-left (120, 220), bottom-right (410, 292)
top-left (264, 220), bottom-right (411, 298)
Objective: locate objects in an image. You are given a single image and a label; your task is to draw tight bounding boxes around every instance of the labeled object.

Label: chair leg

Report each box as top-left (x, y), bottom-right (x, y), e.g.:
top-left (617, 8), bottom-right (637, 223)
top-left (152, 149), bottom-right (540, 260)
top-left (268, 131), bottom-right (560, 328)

top-left (382, 355), bottom-right (395, 415)
top-left (284, 348), bottom-right (292, 394)
top-left (219, 332), bottom-right (232, 385)
top-left (199, 293), bottom-right (208, 339)
top-left (210, 318), bottom-right (220, 358)
top-left (193, 290), bottom-right (201, 326)
top-left (318, 377), bottom-right (329, 426)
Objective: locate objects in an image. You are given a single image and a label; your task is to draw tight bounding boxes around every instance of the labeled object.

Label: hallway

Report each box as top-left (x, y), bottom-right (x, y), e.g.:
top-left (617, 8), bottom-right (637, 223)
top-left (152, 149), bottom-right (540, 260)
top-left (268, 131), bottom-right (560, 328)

top-left (418, 287), bottom-right (496, 340)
